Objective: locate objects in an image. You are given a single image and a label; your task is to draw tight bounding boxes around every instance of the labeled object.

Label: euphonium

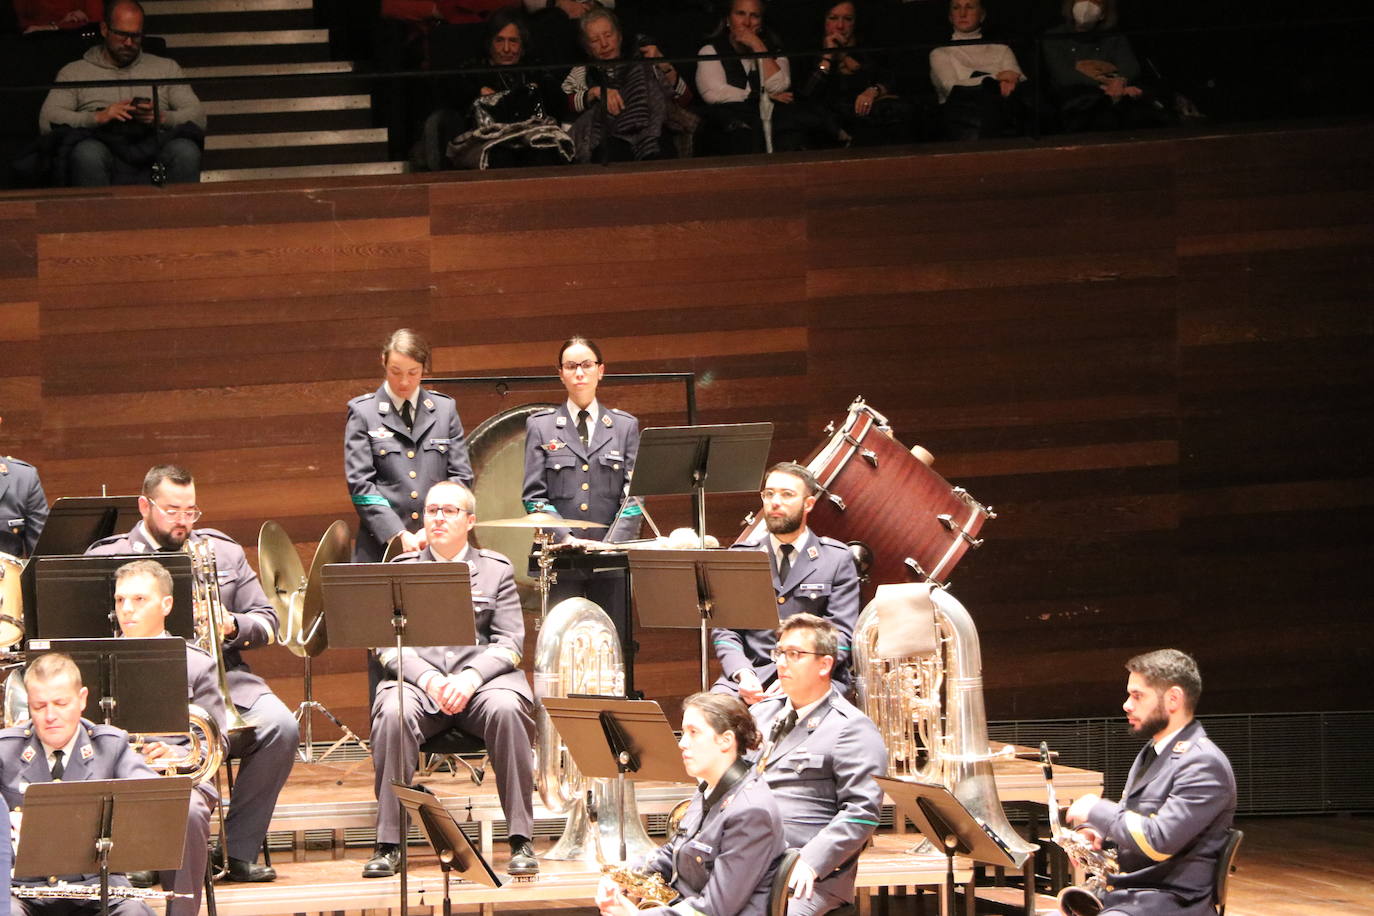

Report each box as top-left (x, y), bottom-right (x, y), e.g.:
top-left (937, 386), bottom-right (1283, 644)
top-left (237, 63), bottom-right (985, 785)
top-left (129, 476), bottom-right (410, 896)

top-left (853, 583), bottom-right (1037, 867)
top-left (1039, 742), bottom-right (1119, 916)
top-left (534, 597), bottom-right (655, 863)
top-left (185, 539), bottom-right (254, 738)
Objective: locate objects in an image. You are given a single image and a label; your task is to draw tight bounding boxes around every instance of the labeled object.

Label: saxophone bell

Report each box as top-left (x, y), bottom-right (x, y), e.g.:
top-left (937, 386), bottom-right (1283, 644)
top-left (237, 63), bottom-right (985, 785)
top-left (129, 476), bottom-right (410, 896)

top-left (1039, 742), bottom-right (1119, 915)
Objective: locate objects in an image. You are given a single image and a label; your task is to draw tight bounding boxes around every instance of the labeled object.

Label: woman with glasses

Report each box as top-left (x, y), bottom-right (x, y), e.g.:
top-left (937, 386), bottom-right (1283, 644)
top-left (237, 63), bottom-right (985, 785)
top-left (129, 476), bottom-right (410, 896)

top-left (345, 328), bottom-right (474, 562)
top-left (596, 692), bottom-right (785, 916)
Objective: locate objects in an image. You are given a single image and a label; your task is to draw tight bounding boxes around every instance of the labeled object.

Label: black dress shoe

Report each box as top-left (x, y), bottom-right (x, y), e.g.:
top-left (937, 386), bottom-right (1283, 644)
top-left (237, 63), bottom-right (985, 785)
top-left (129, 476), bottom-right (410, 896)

top-left (507, 838), bottom-right (539, 876)
top-left (126, 870), bottom-right (156, 888)
top-left (224, 857), bottom-right (277, 883)
top-left (362, 844), bottom-right (402, 879)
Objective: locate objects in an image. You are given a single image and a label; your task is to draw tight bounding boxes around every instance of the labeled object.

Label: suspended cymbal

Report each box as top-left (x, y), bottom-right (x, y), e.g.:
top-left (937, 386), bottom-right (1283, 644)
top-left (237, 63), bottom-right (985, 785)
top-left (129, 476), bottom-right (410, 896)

top-left (298, 520), bottom-right (351, 658)
top-left (477, 513), bottom-right (608, 530)
top-left (257, 520), bottom-right (306, 634)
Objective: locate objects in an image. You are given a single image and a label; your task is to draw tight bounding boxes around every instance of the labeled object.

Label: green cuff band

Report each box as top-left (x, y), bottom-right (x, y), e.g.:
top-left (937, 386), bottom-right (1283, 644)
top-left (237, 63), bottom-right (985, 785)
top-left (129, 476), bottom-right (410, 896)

top-left (523, 499), bottom-right (555, 515)
top-left (848, 817), bottom-right (880, 826)
top-left (351, 494), bottom-right (391, 508)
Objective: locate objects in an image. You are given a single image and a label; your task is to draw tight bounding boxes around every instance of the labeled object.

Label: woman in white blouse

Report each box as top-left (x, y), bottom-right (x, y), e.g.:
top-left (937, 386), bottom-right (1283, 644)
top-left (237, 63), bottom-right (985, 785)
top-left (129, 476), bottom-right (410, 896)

top-left (928, 0), bottom-right (1029, 140)
top-left (694, 0), bottom-right (799, 155)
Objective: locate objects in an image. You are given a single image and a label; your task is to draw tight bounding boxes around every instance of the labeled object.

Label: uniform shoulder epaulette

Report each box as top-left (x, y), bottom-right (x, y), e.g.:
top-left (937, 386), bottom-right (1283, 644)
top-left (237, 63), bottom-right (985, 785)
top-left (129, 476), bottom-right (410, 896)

top-left (1, 457), bottom-right (35, 470)
top-left (529, 407), bottom-right (556, 419)
top-left (730, 535), bottom-right (765, 550)
top-left (86, 532), bottom-right (129, 549)
top-left (607, 407), bottom-right (635, 419)
top-left (816, 535), bottom-right (851, 551)
top-left (186, 642), bottom-right (213, 660)
top-left (193, 527), bottom-right (240, 547)
top-left (478, 548), bottom-right (513, 566)
top-left (389, 550), bottom-right (422, 563)
top-left (0, 725), bottom-right (29, 741)
top-left (425, 389), bottom-right (454, 402)
top-left (348, 392), bottom-right (377, 406)
top-left (87, 722), bottom-right (128, 740)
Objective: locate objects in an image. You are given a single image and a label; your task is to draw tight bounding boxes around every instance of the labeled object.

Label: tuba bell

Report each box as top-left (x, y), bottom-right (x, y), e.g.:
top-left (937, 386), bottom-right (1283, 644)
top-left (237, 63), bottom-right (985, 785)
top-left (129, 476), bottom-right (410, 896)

top-left (854, 582), bottom-right (1038, 867)
top-left (534, 597), bottom-right (656, 863)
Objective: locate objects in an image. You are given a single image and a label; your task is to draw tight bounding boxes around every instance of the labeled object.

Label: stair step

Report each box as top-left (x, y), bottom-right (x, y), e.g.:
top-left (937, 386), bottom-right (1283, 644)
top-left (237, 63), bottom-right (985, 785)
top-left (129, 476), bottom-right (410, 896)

top-left (208, 108), bottom-right (374, 134)
top-left (171, 43), bottom-right (332, 68)
top-left (206, 127), bottom-right (386, 150)
top-left (201, 142), bottom-right (391, 170)
top-left (196, 76), bottom-right (372, 102)
top-left (200, 161), bottom-right (409, 183)
top-left (146, 9), bottom-right (315, 32)
top-left (202, 95), bottom-right (371, 115)
top-left (163, 29), bottom-right (329, 47)
top-left (144, 0), bottom-right (312, 13)
top-left (183, 60), bottom-right (354, 79)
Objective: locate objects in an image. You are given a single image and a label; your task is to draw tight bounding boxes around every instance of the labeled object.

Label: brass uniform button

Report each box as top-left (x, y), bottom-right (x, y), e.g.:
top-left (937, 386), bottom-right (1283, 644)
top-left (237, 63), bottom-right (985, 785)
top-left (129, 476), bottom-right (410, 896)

top-left (581, 482), bottom-right (589, 490)
top-left (410, 491), bottom-right (419, 499)
top-left (777, 596), bottom-right (786, 605)
top-left (379, 448), bottom-right (387, 456)
top-left (408, 471), bottom-right (417, 479)
top-left (411, 512), bottom-right (420, 520)
top-left (407, 450), bottom-right (416, 458)
top-left (580, 503), bottom-right (589, 511)
top-left (582, 464), bottom-right (589, 471)
top-left (613, 464), bottom-right (620, 470)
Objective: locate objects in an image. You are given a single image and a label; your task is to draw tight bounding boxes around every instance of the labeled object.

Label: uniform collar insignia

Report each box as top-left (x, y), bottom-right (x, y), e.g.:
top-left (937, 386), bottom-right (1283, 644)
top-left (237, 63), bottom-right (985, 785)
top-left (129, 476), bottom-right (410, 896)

top-left (602, 414), bottom-right (613, 427)
top-left (20, 746), bottom-right (33, 763)
top-left (378, 401), bottom-right (390, 413)
top-left (0, 463), bottom-right (7, 474)
top-left (1173, 740), bottom-right (1191, 754)
top-left (807, 718), bottom-right (820, 728)
top-left (807, 545), bottom-right (819, 560)
top-left (81, 742), bottom-right (93, 760)
top-left (555, 416), bottom-right (567, 428)
top-left (423, 398), bottom-right (434, 410)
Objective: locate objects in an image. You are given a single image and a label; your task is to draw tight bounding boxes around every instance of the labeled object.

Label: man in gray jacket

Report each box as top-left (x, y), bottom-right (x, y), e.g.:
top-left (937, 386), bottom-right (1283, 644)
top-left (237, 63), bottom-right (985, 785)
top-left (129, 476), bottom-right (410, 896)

top-left (38, 0), bottom-right (205, 185)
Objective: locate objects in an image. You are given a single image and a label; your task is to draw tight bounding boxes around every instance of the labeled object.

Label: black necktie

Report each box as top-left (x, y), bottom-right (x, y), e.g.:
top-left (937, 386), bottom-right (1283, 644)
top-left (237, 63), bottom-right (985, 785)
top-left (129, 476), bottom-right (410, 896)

top-left (774, 709), bottom-right (798, 744)
top-left (778, 543), bottom-right (794, 581)
top-left (400, 400), bottom-right (414, 429)
top-left (577, 409), bottom-right (590, 446)
top-left (50, 749), bottom-right (64, 780)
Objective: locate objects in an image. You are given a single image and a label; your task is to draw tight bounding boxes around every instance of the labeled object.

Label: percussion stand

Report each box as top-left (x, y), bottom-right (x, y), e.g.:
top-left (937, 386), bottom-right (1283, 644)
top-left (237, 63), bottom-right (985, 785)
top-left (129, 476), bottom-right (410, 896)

top-left (533, 530), bottom-right (558, 629)
top-left (293, 611), bottom-right (369, 765)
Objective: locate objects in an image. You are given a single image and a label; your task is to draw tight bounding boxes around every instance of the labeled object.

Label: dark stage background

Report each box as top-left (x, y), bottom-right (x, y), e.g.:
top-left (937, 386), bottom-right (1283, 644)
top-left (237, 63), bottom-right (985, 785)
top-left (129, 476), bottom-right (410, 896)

top-left (2, 122), bottom-right (1371, 737)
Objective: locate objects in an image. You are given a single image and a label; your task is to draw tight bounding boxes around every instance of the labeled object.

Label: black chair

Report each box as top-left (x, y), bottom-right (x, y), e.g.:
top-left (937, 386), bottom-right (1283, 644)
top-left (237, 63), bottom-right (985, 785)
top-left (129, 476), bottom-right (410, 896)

top-left (1213, 827), bottom-right (1244, 916)
top-left (769, 848), bottom-right (803, 916)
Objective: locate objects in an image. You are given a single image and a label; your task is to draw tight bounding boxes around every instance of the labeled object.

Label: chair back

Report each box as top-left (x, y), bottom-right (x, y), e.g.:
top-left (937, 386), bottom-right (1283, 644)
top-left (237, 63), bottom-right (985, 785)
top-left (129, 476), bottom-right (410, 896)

top-left (768, 848), bottom-right (802, 916)
top-left (1213, 827), bottom-right (1244, 915)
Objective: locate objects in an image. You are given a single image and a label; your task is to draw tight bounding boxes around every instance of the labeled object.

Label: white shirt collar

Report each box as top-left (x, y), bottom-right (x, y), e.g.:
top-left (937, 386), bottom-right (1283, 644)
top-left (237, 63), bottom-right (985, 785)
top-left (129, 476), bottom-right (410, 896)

top-left (786, 692), bottom-right (829, 725)
top-left (1152, 722), bottom-right (1188, 756)
top-left (952, 27), bottom-right (983, 40)
top-left (384, 381), bottom-right (420, 414)
top-left (42, 729), bottom-right (81, 773)
top-left (768, 528), bottom-right (812, 567)
top-left (566, 398), bottom-right (600, 433)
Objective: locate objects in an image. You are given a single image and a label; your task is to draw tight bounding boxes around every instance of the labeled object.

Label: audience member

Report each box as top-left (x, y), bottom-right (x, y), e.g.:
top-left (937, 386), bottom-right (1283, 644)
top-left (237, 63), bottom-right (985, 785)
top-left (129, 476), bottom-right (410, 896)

top-left (695, 0), bottom-right (800, 155)
top-left (1041, 0), bottom-right (1167, 132)
top-left (423, 9), bottom-right (571, 169)
top-left (37, 0), bottom-right (204, 185)
top-left (562, 6), bottom-right (682, 162)
top-left (521, 0), bottom-right (613, 70)
top-left (794, 1), bottom-right (914, 148)
top-left (15, 0), bottom-right (101, 33)
top-left (929, 0), bottom-right (1029, 139)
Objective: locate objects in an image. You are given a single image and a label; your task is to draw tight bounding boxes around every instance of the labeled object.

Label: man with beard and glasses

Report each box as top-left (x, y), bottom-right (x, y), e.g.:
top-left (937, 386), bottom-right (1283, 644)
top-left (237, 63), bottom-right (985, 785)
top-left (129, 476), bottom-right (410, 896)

top-left (87, 464), bottom-right (293, 883)
top-left (1063, 649), bottom-right (1237, 916)
top-left (712, 462), bottom-right (860, 704)
top-left (38, 0), bottom-right (205, 185)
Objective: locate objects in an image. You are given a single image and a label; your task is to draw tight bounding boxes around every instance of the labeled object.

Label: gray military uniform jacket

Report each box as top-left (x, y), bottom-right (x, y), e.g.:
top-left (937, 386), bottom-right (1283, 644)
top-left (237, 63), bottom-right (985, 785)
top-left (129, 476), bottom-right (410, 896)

top-left (87, 524), bottom-right (279, 709)
top-left (522, 403), bottom-right (640, 542)
top-left (1085, 720), bottom-right (1237, 915)
top-left (0, 456), bottom-right (48, 558)
top-left (715, 531), bottom-right (862, 688)
top-left (750, 687), bottom-right (885, 909)
top-left (0, 718), bottom-right (157, 884)
top-left (345, 385), bottom-right (473, 562)
top-left (378, 546), bottom-right (531, 704)
top-left (641, 762), bottom-right (785, 916)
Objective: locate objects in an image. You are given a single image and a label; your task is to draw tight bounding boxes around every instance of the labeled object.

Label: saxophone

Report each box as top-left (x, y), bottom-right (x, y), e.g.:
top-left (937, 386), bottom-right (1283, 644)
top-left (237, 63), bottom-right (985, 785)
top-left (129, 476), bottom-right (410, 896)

top-left (853, 582), bottom-right (1037, 867)
top-left (587, 787), bottom-right (679, 910)
top-left (1039, 742), bottom-right (1119, 916)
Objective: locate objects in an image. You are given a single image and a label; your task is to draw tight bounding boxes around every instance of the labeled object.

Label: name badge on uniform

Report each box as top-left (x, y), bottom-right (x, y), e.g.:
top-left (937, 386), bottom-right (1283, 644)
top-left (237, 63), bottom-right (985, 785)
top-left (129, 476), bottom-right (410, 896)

top-left (555, 416), bottom-right (567, 428)
top-left (608, 450), bottom-right (622, 459)
top-left (807, 546), bottom-right (819, 560)
top-left (686, 839), bottom-right (714, 854)
top-left (429, 438), bottom-right (451, 446)
top-left (797, 583), bottom-right (826, 595)
top-left (368, 427), bottom-right (395, 439)
top-left (20, 746), bottom-right (34, 763)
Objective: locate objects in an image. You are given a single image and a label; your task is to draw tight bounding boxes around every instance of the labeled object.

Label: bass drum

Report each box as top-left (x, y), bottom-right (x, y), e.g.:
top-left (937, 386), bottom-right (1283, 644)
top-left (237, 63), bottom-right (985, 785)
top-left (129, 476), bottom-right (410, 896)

top-left (738, 398), bottom-right (993, 589)
top-left (0, 553), bottom-right (24, 649)
top-left (468, 403), bottom-right (557, 612)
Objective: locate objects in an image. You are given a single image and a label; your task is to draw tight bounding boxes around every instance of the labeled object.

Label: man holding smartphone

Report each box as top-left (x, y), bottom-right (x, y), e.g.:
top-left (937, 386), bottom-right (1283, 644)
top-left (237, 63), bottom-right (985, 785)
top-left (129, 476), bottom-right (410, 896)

top-left (38, 0), bottom-right (206, 185)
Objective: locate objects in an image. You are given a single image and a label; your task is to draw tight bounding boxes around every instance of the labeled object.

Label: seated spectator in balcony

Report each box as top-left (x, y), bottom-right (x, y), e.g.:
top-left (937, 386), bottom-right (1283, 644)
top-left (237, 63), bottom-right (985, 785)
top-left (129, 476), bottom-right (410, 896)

top-left (521, 0), bottom-right (614, 71)
top-left (15, 0), bottom-right (101, 33)
top-left (1042, 0), bottom-right (1167, 132)
top-left (794, 1), bottom-right (914, 148)
top-left (562, 7), bottom-right (683, 163)
top-left (37, 0), bottom-right (204, 185)
top-left (695, 0), bottom-right (800, 155)
top-left (430, 9), bottom-right (572, 168)
top-left (929, 0), bottom-right (1028, 140)
top-left (380, 0), bottom-right (520, 70)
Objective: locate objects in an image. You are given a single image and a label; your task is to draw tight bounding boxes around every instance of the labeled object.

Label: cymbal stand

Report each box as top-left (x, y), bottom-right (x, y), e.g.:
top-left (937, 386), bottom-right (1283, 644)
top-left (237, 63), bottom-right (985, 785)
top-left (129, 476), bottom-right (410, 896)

top-left (292, 597), bottom-right (368, 765)
top-left (534, 530), bottom-right (558, 630)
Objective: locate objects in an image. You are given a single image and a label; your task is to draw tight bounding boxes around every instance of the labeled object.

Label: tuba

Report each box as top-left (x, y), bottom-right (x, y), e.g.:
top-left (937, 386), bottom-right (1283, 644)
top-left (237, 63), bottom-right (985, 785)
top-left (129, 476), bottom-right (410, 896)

top-left (185, 538), bottom-right (254, 738)
top-left (534, 597), bottom-right (656, 863)
top-left (854, 583), bottom-right (1037, 867)
top-left (1040, 742), bottom-right (1119, 916)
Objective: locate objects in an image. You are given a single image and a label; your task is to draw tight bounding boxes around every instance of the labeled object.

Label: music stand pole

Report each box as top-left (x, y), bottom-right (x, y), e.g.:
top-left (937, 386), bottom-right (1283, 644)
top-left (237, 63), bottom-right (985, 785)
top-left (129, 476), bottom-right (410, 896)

top-left (393, 590), bottom-right (410, 916)
top-left (96, 795), bottom-right (113, 916)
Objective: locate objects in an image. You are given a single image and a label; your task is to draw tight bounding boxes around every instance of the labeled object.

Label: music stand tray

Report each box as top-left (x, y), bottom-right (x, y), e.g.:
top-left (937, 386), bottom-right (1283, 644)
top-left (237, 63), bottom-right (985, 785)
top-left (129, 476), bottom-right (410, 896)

top-left (15, 775), bottom-right (192, 915)
top-left (392, 783), bottom-right (502, 913)
top-left (628, 423), bottom-right (774, 499)
top-left (321, 561), bottom-right (478, 916)
top-left (31, 554), bottom-right (195, 643)
top-left (29, 496), bottom-right (142, 559)
top-left (28, 637), bottom-right (189, 734)
top-left (627, 549), bottom-right (776, 691)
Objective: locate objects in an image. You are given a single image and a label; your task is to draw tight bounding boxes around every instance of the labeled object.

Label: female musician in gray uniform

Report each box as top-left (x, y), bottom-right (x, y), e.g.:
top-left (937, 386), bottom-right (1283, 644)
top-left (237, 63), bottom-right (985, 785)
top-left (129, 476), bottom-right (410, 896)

top-left (345, 329), bottom-right (473, 562)
top-left (597, 693), bottom-right (785, 916)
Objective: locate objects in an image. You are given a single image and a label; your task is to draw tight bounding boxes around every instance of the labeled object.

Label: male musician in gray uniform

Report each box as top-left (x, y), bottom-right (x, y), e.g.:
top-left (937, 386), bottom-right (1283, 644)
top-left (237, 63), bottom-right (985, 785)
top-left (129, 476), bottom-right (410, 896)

top-left (364, 480), bottom-right (537, 878)
top-left (344, 328), bottom-right (473, 562)
top-left (86, 465), bottom-right (293, 882)
top-left (1065, 649), bottom-right (1237, 916)
top-left (751, 614), bottom-right (884, 916)
top-left (112, 559), bottom-right (223, 916)
top-left (0, 652), bottom-right (158, 915)
top-left (715, 463), bottom-right (861, 702)
top-left (0, 415), bottom-right (48, 558)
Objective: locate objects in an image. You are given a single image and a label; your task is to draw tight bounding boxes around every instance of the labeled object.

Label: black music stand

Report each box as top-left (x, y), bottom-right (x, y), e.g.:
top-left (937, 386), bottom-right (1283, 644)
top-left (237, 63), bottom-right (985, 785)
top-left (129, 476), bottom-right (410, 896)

top-left (31, 554), bottom-right (195, 641)
top-left (626, 549), bottom-right (777, 692)
top-left (628, 423), bottom-right (773, 543)
top-left (393, 783), bottom-right (502, 916)
top-left (26, 637), bottom-right (190, 733)
top-left (540, 696), bottom-right (686, 861)
top-left (321, 562), bottom-right (476, 916)
top-left (877, 776), bottom-right (1020, 916)
top-left (19, 495), bottom-right (142, 614)
top-left (15, 776), bottom-right (193, 916)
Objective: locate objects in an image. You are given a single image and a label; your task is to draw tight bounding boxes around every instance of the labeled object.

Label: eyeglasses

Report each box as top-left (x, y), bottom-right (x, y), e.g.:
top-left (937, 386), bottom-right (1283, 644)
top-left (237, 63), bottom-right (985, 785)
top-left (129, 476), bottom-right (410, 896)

top-left (760, 488), bottom-right (803, 502)
top-left (769, 647), bottom-right (826, 664)
top-left (423, 505), bottom-right (469, 519)
top-left (560, 360), bottom-right (601, 373)
top-left (146, 498), bottom-right (202, 523)
top-left (108, 27), bottom-right (144, 43)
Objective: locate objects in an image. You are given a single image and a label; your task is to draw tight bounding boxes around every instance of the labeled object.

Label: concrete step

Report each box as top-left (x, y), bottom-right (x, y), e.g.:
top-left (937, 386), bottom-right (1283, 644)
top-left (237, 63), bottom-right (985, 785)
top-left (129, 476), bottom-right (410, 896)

top-left (183, 60), bottom-right (353, 79)
top-left (200, 161), bottom-right (409, 183)
top-left (163, 29), bottom-right (329, 48)
top-left (206, 127), bottom-right (387, 150)
top-left (208, 107), bottom-right (375, 135)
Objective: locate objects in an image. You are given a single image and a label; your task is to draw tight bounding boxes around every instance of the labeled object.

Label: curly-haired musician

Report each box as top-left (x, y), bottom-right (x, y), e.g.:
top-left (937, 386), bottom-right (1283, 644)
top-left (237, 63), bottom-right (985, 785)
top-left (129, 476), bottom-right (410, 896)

top-left (87, 465), bottom-right (294, 883)
top-left (1064, 649), bottom-right (1237, 916)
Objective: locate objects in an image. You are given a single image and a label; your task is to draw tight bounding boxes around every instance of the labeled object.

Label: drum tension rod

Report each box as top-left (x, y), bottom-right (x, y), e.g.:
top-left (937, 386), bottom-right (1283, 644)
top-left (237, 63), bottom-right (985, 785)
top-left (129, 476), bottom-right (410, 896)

top-left (937, 514), bottom-right (984, 548)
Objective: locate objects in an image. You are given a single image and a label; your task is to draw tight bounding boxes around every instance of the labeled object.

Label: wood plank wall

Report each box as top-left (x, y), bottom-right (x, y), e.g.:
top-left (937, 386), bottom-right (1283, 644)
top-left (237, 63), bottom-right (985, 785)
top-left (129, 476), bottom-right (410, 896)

top-left (1, 124), bottom-right (1370, 739)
